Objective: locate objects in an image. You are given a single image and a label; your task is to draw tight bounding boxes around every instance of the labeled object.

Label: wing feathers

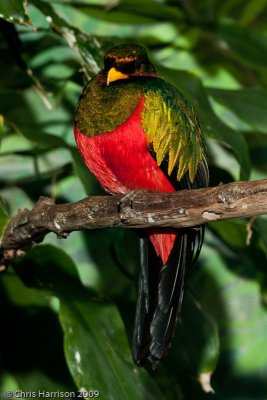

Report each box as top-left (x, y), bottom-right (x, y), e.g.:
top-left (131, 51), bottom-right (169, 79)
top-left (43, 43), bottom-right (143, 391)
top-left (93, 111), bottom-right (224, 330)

top-left (142, 84), bottom-right (205, 184)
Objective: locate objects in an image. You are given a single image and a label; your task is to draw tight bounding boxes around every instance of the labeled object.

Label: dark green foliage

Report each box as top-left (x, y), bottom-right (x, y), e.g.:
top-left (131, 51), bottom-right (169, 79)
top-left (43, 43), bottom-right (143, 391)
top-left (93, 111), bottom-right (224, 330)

top-left (1, 1), bottom-right (267, 399)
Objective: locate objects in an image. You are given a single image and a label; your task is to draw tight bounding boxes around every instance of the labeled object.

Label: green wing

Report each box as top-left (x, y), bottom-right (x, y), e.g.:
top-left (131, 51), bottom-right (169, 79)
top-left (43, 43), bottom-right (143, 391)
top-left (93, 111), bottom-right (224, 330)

top-left (142, 80), bottom-right (206, 183)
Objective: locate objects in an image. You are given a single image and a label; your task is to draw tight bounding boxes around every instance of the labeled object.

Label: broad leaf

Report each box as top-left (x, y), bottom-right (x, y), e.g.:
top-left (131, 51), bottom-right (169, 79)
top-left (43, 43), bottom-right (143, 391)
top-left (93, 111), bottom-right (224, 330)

top-left (240, 0), bottom-right (267, 25)
top-left (0, 0), bottom-right (29, 24)
top-left (60, 299), bottom-right (164, 400)
top-left (192, 235), bottom-right (267, 397)
top-left (14, 245), bottom-right (164, 399)
top-left (209, 88), bottom-right (267, 134)
top-left (0, 133), bottom-right (33, 154)
top-left (218, 22), bottom-right (267, 68)
top-left (65, 0), bottom-right (183, 25)
top-left (31, 0), bottom-right (102, 74)
top-left (170, 291), bottom-right (219, 379)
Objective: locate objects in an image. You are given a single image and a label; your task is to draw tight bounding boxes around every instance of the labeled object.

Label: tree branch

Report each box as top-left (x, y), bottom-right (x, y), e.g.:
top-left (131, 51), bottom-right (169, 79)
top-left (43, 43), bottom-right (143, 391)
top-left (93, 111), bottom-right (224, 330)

top-left (1, 179), bottom-right (267, 267)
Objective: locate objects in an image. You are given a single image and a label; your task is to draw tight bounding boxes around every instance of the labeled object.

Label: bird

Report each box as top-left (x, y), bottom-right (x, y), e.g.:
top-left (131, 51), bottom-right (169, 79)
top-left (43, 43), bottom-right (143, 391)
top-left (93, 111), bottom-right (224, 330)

top-left (74, 43), bottom-right (209, 367)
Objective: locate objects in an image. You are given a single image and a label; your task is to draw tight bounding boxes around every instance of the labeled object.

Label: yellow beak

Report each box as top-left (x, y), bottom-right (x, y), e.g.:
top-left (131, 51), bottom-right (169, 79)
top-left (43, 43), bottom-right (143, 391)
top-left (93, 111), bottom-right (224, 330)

top-left (107, 67), bottom-right (129, 86)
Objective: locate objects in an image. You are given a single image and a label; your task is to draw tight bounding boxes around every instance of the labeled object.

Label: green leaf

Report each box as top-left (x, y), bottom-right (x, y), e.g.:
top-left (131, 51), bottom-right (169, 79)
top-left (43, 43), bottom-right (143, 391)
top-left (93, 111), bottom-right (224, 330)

top-left (0, 269), bottom-right (49, 307)
top-left (0, 0), bottom-right (29, 24)
top-left (14, 245), bottom-right (164, 399)
top-left (0, 373), bottom-right (20, 395)
top-left (218, 22), bottom-right (267, 68)
top-left (170, 291), bottom-right (219, 378)
top-left (209, 88), bottom-right (267, 134)
top-left (0, 279), bottom-right (75, 394)
top-left (240, 0), bottom-right (267, 25)
top-left (0, 133), bottom-right (33, 153)
top-left (31, 0), bottom-right (101, 74)
top-left (14, 244), bottom-right (81, 295)
top-left (0, 187), bottom-right (33, 215)
top-left (60, 299), bottom-right (164, 400)
top-left (192, 233), bottom-right (267, 395)
top-left (0, 198), bottom-right (8, 240)
top-left (209, 219), bottom-right (248, 249)
top-left (158, 67), bottom-right (251, 180)
top-left (64, 0), bottom-right (183, 25)
top-left (0, 148), bottom-right (72, 184)
top-left (0, 90), bottom-right (75, 150)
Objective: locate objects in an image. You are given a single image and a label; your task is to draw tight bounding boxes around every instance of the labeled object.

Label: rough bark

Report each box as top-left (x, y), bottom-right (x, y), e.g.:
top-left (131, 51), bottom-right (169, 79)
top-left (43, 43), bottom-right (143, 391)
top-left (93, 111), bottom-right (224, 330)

top-left (1, 179), bottom-right (267, 267)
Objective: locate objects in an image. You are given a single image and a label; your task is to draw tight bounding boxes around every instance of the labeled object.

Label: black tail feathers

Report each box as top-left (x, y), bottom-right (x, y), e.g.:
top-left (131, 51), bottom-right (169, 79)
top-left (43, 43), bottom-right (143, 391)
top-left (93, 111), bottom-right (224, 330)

top-left (132, 227), bottom-right (204, 366)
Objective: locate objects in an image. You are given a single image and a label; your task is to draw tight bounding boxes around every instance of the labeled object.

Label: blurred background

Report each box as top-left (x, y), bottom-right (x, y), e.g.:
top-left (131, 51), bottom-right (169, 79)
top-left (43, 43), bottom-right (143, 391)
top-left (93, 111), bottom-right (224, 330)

top-left (1, 0), bottom-right (267, 399)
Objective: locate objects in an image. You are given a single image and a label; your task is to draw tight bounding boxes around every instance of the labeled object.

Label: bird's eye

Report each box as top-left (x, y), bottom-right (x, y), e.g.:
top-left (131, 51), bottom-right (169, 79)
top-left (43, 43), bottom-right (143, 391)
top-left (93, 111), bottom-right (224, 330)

top-left (134, 60), bottom-right (141, 69)
top-left (104, 56), bottom-right (115, 71)
top-left (118, 60), bottom-right (141, 73)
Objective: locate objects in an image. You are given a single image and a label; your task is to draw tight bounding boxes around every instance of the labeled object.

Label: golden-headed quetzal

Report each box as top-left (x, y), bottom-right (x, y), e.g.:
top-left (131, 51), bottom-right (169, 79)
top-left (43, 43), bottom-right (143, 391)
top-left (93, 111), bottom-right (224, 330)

top-left (74, 44), bottom-right (209, 367)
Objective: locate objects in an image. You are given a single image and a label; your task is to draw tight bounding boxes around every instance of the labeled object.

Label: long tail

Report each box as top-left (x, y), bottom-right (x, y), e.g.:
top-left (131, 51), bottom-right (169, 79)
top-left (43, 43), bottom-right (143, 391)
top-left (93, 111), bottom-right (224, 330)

top-left (132, 227), bottom-right (204, 366)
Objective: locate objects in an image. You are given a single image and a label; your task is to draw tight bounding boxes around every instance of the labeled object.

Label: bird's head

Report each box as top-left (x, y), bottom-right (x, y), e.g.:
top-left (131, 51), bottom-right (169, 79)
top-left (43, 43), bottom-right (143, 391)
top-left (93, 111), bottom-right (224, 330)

top-left (103, 44), bottom-right (157, 86)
